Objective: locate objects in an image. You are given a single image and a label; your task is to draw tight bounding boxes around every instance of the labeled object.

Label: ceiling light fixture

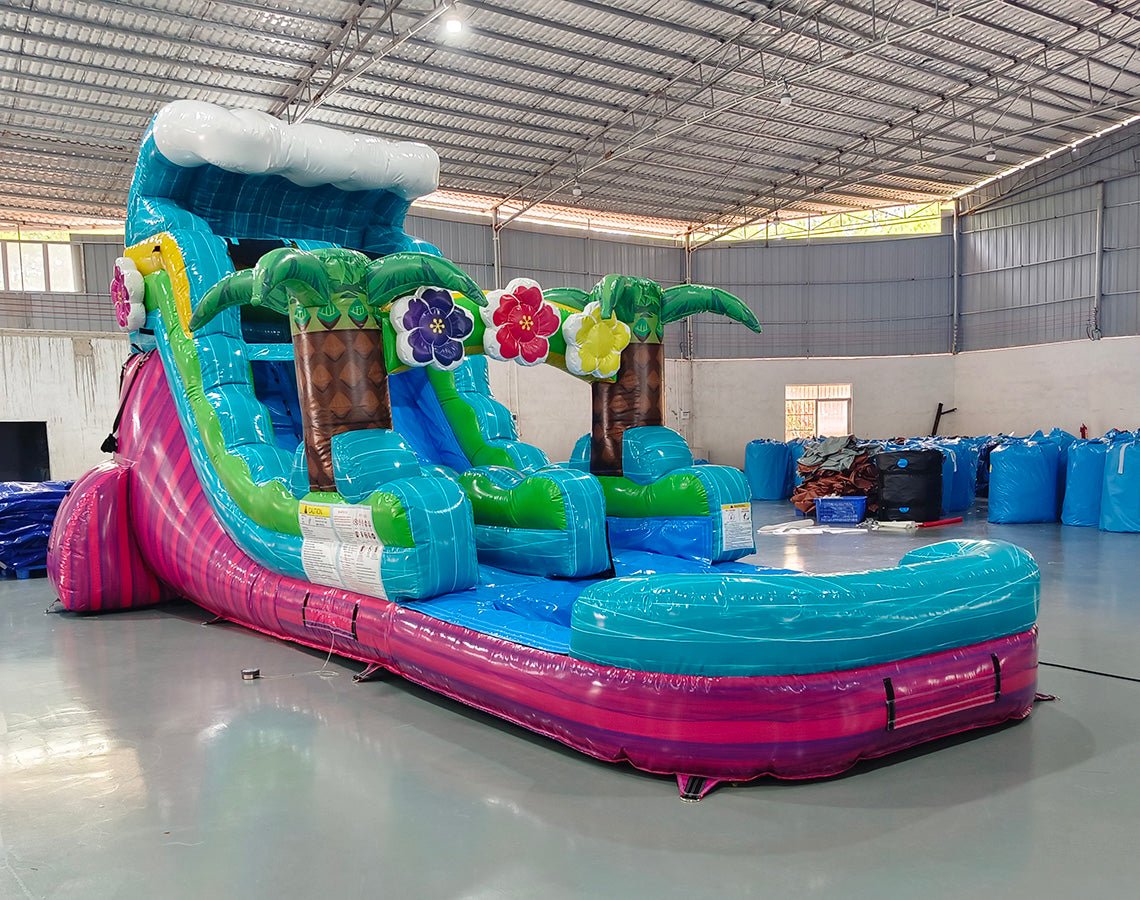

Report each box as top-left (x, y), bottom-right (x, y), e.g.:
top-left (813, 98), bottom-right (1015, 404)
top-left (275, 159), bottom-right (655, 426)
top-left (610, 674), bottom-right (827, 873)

top-left (572, 181), bottom-right (583, 198)
top-left (984, 146), bottom-right (997, 162)
top-left (779, 83), bottom-right (793, 107)
top-left (445, 16), bottom-right (463, 33)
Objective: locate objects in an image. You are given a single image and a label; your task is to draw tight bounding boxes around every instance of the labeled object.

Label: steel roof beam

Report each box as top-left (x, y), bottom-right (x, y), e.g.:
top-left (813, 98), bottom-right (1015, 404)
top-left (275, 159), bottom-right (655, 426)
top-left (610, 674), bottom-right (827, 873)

top-left (291, 1), bottom-right (458, 122)
top-left (1, 26), bottom-right (644, 135)
top-left (494, 2), bottom-right (1126, 211)
top-left (2, 55), bottom-right (1009, 195)
top-left (10, 4), bottom-right (1065, 168)
top-left (269, 0), bottom-right (397, 120)
top-left (770, 14), bottom-right (1140, 197)
top-left (684, 0), bottom-right (1138, 121)
top-left (21, 0), bottom-right (1120, 147)
top-left (0, 55), bottom-right (1053, 216)
top-left (0, 192), bottom-right (124, 214)
top-left (6, 78), bottom-right (939, 198)
top-left (692, 7), bottom-right (1140, 239)
top-left (717, 0), bottom-right (1140, 109)
top-left (389, 8), bottom-right (1065, 131)
top-left (0, 69), bottom-right (1089, 220)
top-left (8, 55), bottom-right (986, 197)
top-left (695, 94), bottom-right (1140, 244)
top-left (490, 0), bottom-right (1060, 228)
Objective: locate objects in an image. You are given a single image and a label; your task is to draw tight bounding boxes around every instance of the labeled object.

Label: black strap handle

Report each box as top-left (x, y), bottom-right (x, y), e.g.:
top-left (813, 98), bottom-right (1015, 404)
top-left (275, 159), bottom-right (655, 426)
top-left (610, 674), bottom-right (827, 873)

top-left (101, 353), bottom-right (149, 454)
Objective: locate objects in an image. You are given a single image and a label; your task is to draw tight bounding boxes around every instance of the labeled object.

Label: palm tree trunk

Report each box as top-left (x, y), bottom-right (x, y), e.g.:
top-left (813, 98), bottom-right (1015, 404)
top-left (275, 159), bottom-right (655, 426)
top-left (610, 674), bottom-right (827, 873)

top-left (590, 342), bottom-right (663, 476)
top-left (293, 313), bottom-right (390, 493)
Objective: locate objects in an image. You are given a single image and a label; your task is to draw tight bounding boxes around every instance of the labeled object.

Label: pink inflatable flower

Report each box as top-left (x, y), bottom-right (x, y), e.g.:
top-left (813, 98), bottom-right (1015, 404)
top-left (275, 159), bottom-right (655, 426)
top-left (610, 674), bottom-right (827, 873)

top-left (111, 257), bottom-right (146, 331)
top-left (481, 278), bottom-right (561, 366)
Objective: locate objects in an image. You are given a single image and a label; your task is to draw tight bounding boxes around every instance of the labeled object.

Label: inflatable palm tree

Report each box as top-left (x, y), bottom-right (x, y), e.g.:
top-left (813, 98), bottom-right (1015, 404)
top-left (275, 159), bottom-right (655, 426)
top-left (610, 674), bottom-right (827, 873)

top-left (191, 247), bottom-right (484, 492)
top-left (548, 275), bottom-right (761, 476)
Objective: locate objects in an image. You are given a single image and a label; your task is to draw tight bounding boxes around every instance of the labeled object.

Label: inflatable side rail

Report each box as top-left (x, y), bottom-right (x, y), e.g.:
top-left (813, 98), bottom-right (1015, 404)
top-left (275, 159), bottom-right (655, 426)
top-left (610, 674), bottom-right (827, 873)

top-left (570, 427), bottom-right (755, 562)
top-left (572, 539), bottom-right (1040, 676)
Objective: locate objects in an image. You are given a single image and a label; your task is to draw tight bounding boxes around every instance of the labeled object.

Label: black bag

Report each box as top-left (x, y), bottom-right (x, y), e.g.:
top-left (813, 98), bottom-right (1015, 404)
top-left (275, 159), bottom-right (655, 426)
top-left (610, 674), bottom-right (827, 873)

top-left (873, 450), bottom-right (943, 522)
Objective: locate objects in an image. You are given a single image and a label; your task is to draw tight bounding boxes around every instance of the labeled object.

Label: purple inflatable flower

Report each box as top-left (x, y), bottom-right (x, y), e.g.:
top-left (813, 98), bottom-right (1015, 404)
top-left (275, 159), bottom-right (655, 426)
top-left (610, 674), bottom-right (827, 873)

top-left (390, 286), bottom-right (474, 370)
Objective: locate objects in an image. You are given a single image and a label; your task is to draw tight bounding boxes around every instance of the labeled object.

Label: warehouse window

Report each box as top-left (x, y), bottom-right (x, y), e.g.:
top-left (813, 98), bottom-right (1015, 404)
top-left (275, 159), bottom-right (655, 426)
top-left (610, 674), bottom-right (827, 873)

top-left (785, 384), bottom-right (852, 441)
top-left (709, 201), bottom-right (947, 242)
top-left (1, 240), bottom-right (83, 292)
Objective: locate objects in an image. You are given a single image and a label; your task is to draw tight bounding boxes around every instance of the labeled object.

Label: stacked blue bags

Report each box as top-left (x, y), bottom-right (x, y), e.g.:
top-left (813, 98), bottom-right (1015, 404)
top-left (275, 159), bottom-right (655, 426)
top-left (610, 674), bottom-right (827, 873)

top-left (988, 441), bottom-right (1061, 523)
top-left (987, 429), bottom-right (1078, 525)
top-left (972, 436), bottom-right (1002, 498)
top-left (742, 426), bottom-right (1140, 531)
top-left (1062, 440), bottom-right (1110, 527)
top-left (787, 438), bottom-right (809, 489)
top-left (878, 438), bottom-right (977, 515)
top-left (744, 440), bottom-right (792, 500)
top-left (0, 481), bottom-right (72, 575)
top-left (938, 440), bottom-right (979, 514)
top-left (1101, 436), bottom-right (1140, 533)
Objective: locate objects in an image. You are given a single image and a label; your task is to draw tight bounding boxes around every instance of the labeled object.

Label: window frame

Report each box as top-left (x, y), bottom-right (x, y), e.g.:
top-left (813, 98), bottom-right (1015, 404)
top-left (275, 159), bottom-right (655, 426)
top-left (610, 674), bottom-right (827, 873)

top-left (784, 384), bottom-right (853, 441)
top-left (1, 240), bottom-right (85, 293)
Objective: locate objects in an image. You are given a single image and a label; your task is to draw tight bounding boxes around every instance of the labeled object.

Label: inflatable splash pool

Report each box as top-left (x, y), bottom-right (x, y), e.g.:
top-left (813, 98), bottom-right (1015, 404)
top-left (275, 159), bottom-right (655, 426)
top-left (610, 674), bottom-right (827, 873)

top-left (50, 103), bottom-right (1040, 799)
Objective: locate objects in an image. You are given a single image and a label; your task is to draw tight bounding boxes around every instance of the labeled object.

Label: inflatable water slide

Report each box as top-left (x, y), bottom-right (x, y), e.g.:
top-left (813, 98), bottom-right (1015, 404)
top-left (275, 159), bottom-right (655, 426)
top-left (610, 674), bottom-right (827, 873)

top-left (50, 103), bottom-right (1040, 799)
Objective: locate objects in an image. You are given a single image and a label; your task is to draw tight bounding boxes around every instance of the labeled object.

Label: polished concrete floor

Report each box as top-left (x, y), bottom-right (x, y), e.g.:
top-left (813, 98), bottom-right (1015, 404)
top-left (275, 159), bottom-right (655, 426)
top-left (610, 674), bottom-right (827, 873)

top-left (2, 504), bottom-right (1139, 899)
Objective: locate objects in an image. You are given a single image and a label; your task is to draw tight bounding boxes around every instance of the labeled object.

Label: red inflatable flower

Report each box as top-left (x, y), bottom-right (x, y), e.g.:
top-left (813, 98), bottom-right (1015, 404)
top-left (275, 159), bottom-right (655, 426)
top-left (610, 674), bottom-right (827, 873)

top-left (481, 278), bottom-right (561, 366)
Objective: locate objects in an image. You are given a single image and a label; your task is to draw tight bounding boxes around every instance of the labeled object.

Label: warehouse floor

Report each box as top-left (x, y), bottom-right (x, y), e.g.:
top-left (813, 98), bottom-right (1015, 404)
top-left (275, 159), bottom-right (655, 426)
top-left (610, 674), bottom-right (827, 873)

top-left (2, 504), bottom-right (1138, 899)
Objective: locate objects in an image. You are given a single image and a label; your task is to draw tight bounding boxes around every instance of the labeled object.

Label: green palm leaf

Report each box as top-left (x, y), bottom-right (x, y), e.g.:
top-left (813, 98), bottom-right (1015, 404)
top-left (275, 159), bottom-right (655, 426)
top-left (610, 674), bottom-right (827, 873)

top-left (190, 269), bottom-right (255, 330)
top-left (254, 247), bottom-right (332, 312)
top-left (190, 248), bottom-right (333, 330)
top-left (595, 274), bottom-right (643, 322)
top-left (311, 247), bottom-right (371, 292)
top-left (660, 284), bottom-right (762, 333)
top-left (544, 287), bottom-right (590, 311)
top-left (365, 252), bottom-right (486, 308)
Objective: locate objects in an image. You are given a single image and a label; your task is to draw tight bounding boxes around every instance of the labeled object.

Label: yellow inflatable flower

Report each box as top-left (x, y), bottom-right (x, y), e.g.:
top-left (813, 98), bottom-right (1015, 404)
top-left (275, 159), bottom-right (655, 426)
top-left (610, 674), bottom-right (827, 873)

top-left (562, 301), bottom-right (631, 379)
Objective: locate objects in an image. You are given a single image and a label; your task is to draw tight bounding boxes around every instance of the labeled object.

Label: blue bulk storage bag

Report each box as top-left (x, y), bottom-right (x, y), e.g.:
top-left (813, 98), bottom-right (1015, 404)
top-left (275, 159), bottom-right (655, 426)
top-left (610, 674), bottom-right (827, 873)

top-left (745, 440), bottom-right (792, 500)
top-left (1100, 440), bottom-right (1140, 533)
top-left (1046, 428), bottom-right (1077, 498)
top-left (937, 446), bottom-right (956, 515)
top-left (1062, 441), bottom-right (1108, 527)
top-left (1048, 428), bottom-right (1077, 453)
top-left (988, 441), bottom-right (1060, 524)
top-left (788, 439), bottom-right (808, 490)
top-left (917, 442), bottom-right (974, 515)
top-left (971, 436), bottom-right (1002, 497)
top-left (944, 443), bottom-right (978, 513)
top-left (933, 443), bottom-right (977, 514)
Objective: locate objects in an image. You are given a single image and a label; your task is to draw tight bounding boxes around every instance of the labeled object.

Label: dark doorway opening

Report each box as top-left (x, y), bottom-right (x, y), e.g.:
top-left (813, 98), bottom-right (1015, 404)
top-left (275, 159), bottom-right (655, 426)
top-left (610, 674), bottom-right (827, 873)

top-left (0, 422), bottom-right (51, 481)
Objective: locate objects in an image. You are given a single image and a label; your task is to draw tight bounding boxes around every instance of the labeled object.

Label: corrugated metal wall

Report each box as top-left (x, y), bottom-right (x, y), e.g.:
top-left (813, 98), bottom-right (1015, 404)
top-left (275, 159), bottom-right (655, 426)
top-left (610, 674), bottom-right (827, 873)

top-left (406, 212), bottom-right (683, 293)
top-left (0, 291), bottom-right (115, 332)
top-left (6, 120), bottom-right (1137, 358)
top-left (497, 225), bottom-right (682, 291)
top-left (959, 186), bottom-right (1100, 349)
top-left (689, 235), bottom-right (953, 358)
top-left (1101, 165), bottom-right (1140, 336)
top-left (958, 124), bottom-right (1140, 350)
top-left (405, 213), bottom-right (494, 287)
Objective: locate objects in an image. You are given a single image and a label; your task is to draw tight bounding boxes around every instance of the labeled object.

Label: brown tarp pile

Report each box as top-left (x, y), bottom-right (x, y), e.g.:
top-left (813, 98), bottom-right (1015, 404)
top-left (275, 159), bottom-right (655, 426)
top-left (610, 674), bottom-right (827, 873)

top-left (791, 436), bottom-right (880, 515)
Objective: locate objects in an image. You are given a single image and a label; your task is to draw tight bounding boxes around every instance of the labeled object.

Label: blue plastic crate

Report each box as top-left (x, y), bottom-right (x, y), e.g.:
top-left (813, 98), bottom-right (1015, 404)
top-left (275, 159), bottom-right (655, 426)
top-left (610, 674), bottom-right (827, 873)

top-left (815, 495), bottom-right (867, 525)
